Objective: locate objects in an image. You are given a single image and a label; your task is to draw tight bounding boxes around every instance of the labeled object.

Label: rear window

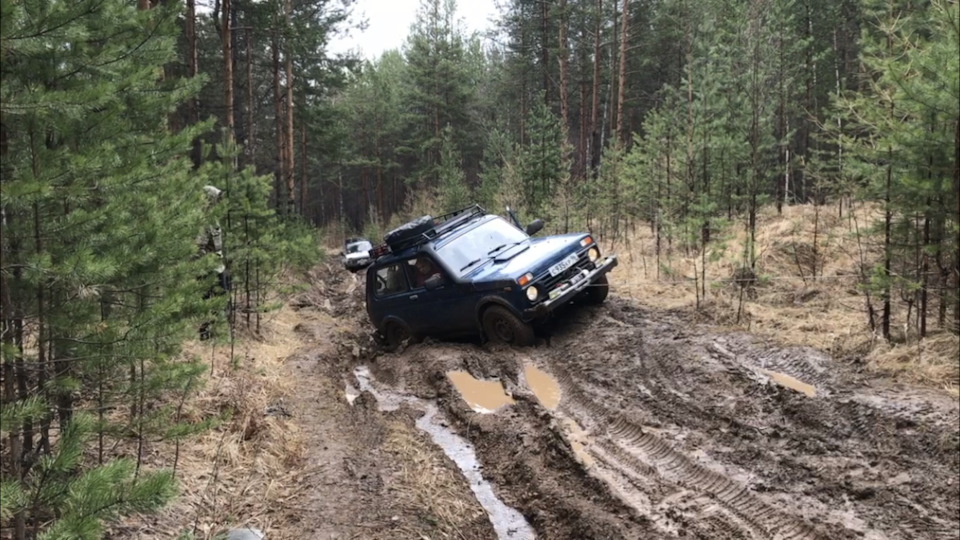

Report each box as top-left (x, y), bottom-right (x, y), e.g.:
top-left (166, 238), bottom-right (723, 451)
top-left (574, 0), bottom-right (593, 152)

top-left (347, 241), bottom-right (372, 254)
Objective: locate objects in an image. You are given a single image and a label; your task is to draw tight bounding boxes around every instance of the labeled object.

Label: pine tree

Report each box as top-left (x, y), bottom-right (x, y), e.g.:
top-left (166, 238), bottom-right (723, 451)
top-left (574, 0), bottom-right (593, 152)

top-left (1, 0), bottom-right (215, 536)
top-left (438, 125), bottom-right (473, 211)
top-left (833, 0), bottom-right (959, 337)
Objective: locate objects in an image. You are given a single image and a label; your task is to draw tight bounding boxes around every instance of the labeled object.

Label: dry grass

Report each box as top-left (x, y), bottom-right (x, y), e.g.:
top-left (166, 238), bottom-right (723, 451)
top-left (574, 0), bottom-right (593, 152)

top-left (381, 420), bottom-right (487, 538)
top-left (604, 203), bottom-right (959, 392)
top-left (867, 333), bottom-right (960, 394)
top-left (114, 305), bottom-right (311, 539)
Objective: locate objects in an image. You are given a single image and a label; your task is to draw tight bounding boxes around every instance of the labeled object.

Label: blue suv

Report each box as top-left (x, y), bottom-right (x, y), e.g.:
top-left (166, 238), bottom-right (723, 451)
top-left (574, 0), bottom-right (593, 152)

top-left (365, 205), bottom-right (618, 349)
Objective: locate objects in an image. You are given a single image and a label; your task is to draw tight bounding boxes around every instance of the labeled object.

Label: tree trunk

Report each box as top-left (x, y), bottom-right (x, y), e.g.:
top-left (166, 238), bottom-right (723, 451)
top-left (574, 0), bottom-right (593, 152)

top-left (589, 0), bottom-right (602, 177)
top-left (953, 116), bottom-right (959, 334)
top-left (541, 0), bottom-right (551, 104)
top-left (558, 0), bottom-right (570, 129)
top-left (245, 27), bottom-right (256, 166)
top-left (222, 0), bottom-right (234, 132)
top-left (1, 134), bottom-right (27, 539)
top-left (300, 123), bottom-right (308, 216)
top-left (578, 76), bottom-right (588, 180)
top-left (187, 0), bottom-right (202, 167)
top-left (776, 33), bottom-right (786, 214)
top-left (882, 144), bottom-right (892, 340)
top-left (272, 22), bottom-right (285, 211)
top-left (231, 2), bottom-right (243, 145)
top-left (284, 0), bottom-right (295, 214)
top-left (616, 0), bottom-right (629, 145)
top-left (920, 207), bottom-right (929, 337)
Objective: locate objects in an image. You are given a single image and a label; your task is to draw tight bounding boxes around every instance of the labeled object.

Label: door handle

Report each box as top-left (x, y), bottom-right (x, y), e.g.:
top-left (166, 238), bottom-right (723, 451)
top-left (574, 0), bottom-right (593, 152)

top-left (409, 294), bottom-right (419, 300)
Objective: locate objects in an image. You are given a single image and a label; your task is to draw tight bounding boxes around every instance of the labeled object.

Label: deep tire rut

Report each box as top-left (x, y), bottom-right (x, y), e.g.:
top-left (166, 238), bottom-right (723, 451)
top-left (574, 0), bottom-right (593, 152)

top-left (551, 361), bottom-right (822, 540)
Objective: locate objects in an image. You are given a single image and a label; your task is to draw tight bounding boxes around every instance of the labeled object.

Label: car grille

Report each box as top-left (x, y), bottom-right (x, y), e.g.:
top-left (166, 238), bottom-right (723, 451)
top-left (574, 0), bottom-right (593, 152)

top-left (539, 254), bottom-right (593, 292)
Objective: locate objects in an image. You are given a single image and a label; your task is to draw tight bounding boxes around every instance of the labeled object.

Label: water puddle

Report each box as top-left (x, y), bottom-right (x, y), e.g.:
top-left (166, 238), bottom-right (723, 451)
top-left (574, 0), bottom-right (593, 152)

top-left (447, 371), bottom-right (515, 413)
top-left (761, 369), bottom-right (817, 397)
top-left (353, 366), bottom-right (535, 540)
top-left (523, 364), bottom-right (561, 410)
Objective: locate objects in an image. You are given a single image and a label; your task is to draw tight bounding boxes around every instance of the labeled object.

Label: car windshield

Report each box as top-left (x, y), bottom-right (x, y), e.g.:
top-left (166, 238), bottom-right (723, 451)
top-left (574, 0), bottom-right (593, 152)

top-left (438, 217), bottom-right (528, 275)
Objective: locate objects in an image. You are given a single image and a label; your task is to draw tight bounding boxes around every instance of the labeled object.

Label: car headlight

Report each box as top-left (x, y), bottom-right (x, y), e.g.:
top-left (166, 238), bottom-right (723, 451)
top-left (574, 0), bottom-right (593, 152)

top-left (588, 247), bottom-right (599, 261)
top-left (526, 286), bottom-right (539, 302)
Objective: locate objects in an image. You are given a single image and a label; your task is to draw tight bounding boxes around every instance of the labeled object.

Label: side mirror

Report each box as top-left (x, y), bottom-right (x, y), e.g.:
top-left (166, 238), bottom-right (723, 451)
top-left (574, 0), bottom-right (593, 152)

top-left (424, 274), bottom-right (444, 291)
top-left (525, 219), bottom-right (544, 236)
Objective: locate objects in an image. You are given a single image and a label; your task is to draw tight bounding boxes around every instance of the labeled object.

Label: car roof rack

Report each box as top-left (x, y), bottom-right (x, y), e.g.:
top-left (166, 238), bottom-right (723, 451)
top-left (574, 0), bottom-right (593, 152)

top-left (433, 204), bottom-right (486, 236)
top-left (371, 204), bottom-right (487, 261)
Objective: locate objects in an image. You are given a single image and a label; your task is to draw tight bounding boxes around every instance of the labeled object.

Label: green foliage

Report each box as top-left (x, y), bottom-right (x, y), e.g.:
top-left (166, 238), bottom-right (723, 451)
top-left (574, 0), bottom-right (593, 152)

top-left (514, 94), bottom-right (571, 220)
top-left (438, 125), bottom-right (473, 211)
top-left (830, 0), bottom-right (960, 333)
top-left (0, 0), bottom-right (235, 536)
top-left (209, 130), bottom-right (320, 334)
top-left (402, 0), bottom-right (477, 190)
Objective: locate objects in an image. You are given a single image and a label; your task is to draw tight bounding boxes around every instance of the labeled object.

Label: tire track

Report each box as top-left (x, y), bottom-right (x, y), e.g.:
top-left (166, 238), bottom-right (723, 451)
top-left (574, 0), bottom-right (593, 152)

top-left (546, 361), bottom-right (823, 540)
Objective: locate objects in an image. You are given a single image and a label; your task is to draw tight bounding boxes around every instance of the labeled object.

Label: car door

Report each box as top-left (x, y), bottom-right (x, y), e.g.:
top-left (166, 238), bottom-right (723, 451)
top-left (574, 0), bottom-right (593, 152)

top-left (369, 262), bottom-right (418, 332)
top-left (401, 256), bottom-right (475, 336)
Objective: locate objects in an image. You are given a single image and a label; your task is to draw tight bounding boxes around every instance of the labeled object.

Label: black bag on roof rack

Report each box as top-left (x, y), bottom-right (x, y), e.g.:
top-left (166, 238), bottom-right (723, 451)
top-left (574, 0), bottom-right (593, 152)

top-left (384, 215), bottom-right (435, 252)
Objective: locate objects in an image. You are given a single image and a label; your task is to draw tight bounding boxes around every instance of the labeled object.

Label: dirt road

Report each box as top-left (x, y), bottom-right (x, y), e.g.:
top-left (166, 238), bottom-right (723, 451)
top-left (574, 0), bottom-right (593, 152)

top-left (283, 264), bottom-right (959, 539)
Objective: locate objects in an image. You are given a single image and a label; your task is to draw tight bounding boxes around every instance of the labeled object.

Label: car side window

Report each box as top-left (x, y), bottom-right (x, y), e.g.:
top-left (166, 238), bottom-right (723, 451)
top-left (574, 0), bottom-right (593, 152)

top-left (405, 256), bottom-right (444, 290)
top-left (374, 264), bottom-right (409, 297)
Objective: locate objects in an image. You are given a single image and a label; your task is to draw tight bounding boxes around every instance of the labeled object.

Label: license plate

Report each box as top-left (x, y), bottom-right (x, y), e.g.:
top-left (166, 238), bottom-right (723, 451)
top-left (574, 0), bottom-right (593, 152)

top-left (569, 270), bottom-right (587, 285)
top-left (548, 270), bottom-right (588, 300)
top-left (549, 253), bottom-right (579, 277)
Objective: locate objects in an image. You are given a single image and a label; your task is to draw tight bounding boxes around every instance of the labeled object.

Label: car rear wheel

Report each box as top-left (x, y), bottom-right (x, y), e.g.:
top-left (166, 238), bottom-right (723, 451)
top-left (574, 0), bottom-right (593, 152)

top-left (583, 274), bottom-right (609, 305)
top-left (482, 306), bottom-right (535, 346)
top-left (384, 321), bottom-right (414, 352)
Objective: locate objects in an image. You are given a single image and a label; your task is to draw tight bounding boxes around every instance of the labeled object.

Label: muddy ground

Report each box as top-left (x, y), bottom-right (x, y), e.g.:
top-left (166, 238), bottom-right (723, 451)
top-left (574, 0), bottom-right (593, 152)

top-left (279, 263), bottom-right (959, 539)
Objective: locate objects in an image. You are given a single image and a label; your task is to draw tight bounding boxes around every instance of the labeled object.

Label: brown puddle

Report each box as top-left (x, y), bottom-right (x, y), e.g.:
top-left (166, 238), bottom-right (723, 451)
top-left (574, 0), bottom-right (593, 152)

top-left (524, 364), bottom-right (562, 410)
top-left (761, 369), bottom-right (817, 397)
top-left (447, 371), bottom-right (515, 413)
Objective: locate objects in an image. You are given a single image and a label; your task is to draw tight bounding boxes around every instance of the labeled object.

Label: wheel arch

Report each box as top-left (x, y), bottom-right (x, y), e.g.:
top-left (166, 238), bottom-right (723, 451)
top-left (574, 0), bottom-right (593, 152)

top-left (475, 296), bottom-right (524, 328)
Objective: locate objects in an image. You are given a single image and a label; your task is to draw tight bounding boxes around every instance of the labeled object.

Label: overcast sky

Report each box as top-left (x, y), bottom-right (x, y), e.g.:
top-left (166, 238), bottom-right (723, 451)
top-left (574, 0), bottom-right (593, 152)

top-left (328, 0), bottom-right (501, 59)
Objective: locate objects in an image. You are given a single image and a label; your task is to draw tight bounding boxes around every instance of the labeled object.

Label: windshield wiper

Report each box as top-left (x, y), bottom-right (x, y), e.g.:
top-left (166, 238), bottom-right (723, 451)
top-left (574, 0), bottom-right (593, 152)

top-left (459, 257), bottom-right (484, 272)
top-left (487, 241), bottom-right (523, 256)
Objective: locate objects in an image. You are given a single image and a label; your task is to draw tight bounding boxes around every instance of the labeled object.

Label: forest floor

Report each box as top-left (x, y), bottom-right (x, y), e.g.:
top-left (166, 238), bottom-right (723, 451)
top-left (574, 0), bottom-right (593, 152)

top-left (114, 205), bottom-right (959, 539)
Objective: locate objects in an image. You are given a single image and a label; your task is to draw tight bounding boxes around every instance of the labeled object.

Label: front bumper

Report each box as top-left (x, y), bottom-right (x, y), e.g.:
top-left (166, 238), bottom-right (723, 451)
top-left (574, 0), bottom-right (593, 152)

top-left (522, 255), bottom-right (618, 319)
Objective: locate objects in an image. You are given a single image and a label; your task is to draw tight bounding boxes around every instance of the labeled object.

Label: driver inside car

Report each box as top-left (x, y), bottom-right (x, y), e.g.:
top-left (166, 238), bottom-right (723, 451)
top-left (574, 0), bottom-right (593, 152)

top-left (410, 256), bottom-right (441, 288)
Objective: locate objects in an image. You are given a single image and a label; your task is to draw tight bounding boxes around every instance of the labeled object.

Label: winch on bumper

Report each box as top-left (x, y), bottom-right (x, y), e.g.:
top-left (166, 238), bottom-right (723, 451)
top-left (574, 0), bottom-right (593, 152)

top-left (523, 255), bottom-right (618, 319)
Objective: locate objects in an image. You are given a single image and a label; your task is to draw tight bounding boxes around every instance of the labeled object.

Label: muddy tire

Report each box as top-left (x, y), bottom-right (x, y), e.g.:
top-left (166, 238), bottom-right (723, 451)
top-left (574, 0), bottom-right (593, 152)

top-left (583, 274), bottom-right (609, 305)
top-left (384, 215), bottom-right (434, 252)
top-left (384, 321), bottom-right (414, 352)
top-left (482, 306), bottom-right (535, 346)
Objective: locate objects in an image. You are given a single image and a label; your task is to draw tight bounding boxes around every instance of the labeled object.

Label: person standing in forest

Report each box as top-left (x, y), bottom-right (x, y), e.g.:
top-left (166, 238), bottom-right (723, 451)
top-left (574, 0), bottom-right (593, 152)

top-left (198, 185), bottom-right (230, 339)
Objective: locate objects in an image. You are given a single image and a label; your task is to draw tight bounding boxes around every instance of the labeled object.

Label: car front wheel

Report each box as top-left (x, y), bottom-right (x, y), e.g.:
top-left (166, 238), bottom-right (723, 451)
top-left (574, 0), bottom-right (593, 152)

top-left (583, 273), bottom-right (609, 305)
top-left (482, 305), bottom-right (535, 346)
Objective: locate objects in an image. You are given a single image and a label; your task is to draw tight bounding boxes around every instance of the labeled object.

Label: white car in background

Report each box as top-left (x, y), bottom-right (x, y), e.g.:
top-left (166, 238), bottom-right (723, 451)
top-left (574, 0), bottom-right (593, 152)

top-left (342, 237), bottom-right (374, 272)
